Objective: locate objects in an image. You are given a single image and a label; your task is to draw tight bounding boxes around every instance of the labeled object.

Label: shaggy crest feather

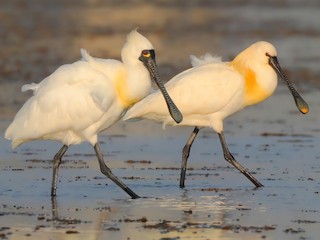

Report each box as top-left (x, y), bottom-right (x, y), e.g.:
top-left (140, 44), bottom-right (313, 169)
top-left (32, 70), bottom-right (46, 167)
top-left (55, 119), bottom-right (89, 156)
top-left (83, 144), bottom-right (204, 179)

top-left (21, 83), bottom-right (39, 93)
top-left (80, 48), bottom-right (93, 62)
top-left (122, 29), bottom-right (154, 58)
top-left (190, 53), bottom-right (222, 67)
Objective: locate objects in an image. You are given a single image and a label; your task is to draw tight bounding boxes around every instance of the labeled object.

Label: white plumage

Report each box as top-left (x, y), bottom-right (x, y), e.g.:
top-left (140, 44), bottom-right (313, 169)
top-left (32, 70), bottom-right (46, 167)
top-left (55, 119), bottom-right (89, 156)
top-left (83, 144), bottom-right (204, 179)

top-left (124, 41), bottom-right (309, 188)
top-left (5, 29), bottom-right (178, 199)
top-left (7, 58), bottom-right (119, 147)
top-left (6, 32), bottom-right (153, 148)
top-left (190, 53), bottom-right (222, 67)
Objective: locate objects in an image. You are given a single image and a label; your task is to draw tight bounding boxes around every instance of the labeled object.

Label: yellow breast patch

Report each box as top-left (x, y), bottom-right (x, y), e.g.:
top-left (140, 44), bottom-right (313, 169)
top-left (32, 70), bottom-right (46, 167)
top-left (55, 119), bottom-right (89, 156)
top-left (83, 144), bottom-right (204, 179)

top-left (230, 61), bottom-right (270, 106)
top-left (114, 70), bottom-right (139, 108)
top-left (244, 68), bottom-right (270, 106)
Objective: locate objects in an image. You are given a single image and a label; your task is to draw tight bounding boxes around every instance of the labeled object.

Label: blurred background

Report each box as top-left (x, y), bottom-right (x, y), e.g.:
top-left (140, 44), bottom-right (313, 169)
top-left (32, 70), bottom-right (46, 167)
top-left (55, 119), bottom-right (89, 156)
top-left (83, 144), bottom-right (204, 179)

top-left (0, 0), bottom-right (319, 119)
top-left (0, 2), bottom-right (319, 239)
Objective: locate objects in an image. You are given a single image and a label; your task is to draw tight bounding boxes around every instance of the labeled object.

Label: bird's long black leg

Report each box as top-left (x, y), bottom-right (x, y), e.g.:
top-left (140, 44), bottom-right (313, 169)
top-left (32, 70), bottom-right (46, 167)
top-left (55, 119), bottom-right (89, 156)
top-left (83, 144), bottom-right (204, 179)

top-left (94, 143), bottom-right (140, 199)
top-left (180, 126), bottom-right (200, 188)
top-left (51, 195), bottom-right (58, 221)
top-left (218, 132), bottom-right (263, 187)
top-left (51, 145), bottom-right (69, 196)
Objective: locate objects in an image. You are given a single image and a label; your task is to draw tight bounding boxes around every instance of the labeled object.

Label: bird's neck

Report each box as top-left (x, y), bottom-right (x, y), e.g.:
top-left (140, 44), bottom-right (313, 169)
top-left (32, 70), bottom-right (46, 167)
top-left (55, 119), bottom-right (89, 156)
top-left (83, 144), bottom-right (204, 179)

top-left (115, 62), bottom-right (152, 108)
top-left (230, 59), bottom-right (277, 107)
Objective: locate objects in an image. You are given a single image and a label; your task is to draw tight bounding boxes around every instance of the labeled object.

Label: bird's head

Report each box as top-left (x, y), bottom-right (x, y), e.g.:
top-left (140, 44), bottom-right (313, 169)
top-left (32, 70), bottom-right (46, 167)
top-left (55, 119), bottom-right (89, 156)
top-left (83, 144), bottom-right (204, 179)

top-left (121, 29), bottom-right (183, 123)
top-left (236, 41), bottom-right (309, 114)
top-left (121, 29), bottom-right (154, 63)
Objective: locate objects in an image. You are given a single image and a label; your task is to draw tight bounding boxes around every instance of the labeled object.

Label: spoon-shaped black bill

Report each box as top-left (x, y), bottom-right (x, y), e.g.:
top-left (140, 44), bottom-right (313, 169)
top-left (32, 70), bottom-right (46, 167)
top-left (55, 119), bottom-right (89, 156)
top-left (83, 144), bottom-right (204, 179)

top-left (145, 58), bottom-right (183, 123)
top-left (268, 56), bottom-right (309, 114)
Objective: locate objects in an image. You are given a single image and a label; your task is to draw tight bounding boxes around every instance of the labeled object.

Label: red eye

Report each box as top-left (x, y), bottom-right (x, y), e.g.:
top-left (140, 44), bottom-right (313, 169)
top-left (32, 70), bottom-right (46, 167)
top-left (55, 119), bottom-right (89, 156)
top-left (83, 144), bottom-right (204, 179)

top-left (142, 50), bottom-right (151, 58)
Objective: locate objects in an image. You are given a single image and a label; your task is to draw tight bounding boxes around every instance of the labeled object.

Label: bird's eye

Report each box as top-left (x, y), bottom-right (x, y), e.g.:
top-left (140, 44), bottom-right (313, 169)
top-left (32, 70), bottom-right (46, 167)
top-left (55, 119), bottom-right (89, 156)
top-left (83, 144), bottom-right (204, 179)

top-left (142, 50), bottom-right (151, 58)
top-left (265, 52), bottom-right (270, 57)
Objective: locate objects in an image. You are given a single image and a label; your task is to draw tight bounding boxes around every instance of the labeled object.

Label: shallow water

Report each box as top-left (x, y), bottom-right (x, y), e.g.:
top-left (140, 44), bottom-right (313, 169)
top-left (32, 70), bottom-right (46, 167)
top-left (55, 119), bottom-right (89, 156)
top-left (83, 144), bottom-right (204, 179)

top-left (1, 85), bottom-right (320, 239)
top-left (1, 0), bottom-right (320, 239)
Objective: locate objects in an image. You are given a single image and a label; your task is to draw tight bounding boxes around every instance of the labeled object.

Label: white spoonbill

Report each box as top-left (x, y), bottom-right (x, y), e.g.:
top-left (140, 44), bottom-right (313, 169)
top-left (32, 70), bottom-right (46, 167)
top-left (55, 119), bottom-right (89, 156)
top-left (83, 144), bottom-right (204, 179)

top-left (124, 41), bottom-right (309, 188)
top-left (5, 29), bottom-right (182, 199)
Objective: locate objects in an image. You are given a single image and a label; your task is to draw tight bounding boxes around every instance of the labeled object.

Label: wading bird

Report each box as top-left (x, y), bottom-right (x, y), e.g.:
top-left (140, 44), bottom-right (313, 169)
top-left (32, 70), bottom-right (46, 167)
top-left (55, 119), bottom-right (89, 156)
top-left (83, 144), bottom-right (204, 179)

top-left (124, 41), bottom-right (309, 188)
top-left (5, 29), bottom-right (182, 199)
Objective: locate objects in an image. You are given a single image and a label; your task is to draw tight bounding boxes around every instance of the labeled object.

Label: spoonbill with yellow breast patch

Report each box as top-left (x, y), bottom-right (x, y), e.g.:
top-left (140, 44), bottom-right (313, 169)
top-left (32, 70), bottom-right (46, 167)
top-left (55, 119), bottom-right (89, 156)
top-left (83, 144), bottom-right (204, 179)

top-left (5, 29), bottom-right (182, 199)
top-left (124, 41), bottom-right (309, 188)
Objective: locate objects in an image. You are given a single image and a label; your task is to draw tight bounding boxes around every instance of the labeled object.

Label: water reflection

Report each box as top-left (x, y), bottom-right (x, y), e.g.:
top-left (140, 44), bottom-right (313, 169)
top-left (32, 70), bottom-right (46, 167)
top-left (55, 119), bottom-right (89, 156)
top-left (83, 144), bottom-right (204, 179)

top-left (48, 188), bottom-right (244, 238)
top-left (103, 190), bottom-right (240, 234)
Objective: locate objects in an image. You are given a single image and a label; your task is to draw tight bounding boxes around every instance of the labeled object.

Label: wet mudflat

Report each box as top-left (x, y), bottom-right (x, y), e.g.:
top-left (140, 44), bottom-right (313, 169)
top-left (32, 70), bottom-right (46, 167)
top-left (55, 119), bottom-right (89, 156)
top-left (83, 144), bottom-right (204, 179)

top-left (1, 85), bottom-right (320, 239)
top-left (1, 0), bottom-right (320, 239)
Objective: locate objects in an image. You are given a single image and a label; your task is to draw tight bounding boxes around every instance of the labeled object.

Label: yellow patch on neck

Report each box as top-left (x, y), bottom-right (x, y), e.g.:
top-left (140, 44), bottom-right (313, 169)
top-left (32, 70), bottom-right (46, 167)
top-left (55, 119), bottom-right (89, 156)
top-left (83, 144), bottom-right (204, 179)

top-left (230, 61), bottom-right (270, 106)
top-left (114, 70), bottom-right (139, 108)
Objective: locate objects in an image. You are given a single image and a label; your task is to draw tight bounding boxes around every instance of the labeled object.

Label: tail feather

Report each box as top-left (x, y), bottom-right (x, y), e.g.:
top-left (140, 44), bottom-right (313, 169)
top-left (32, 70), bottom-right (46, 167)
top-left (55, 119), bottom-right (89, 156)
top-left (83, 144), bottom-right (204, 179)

top-left (5, 125), bottom-right (24, 149)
